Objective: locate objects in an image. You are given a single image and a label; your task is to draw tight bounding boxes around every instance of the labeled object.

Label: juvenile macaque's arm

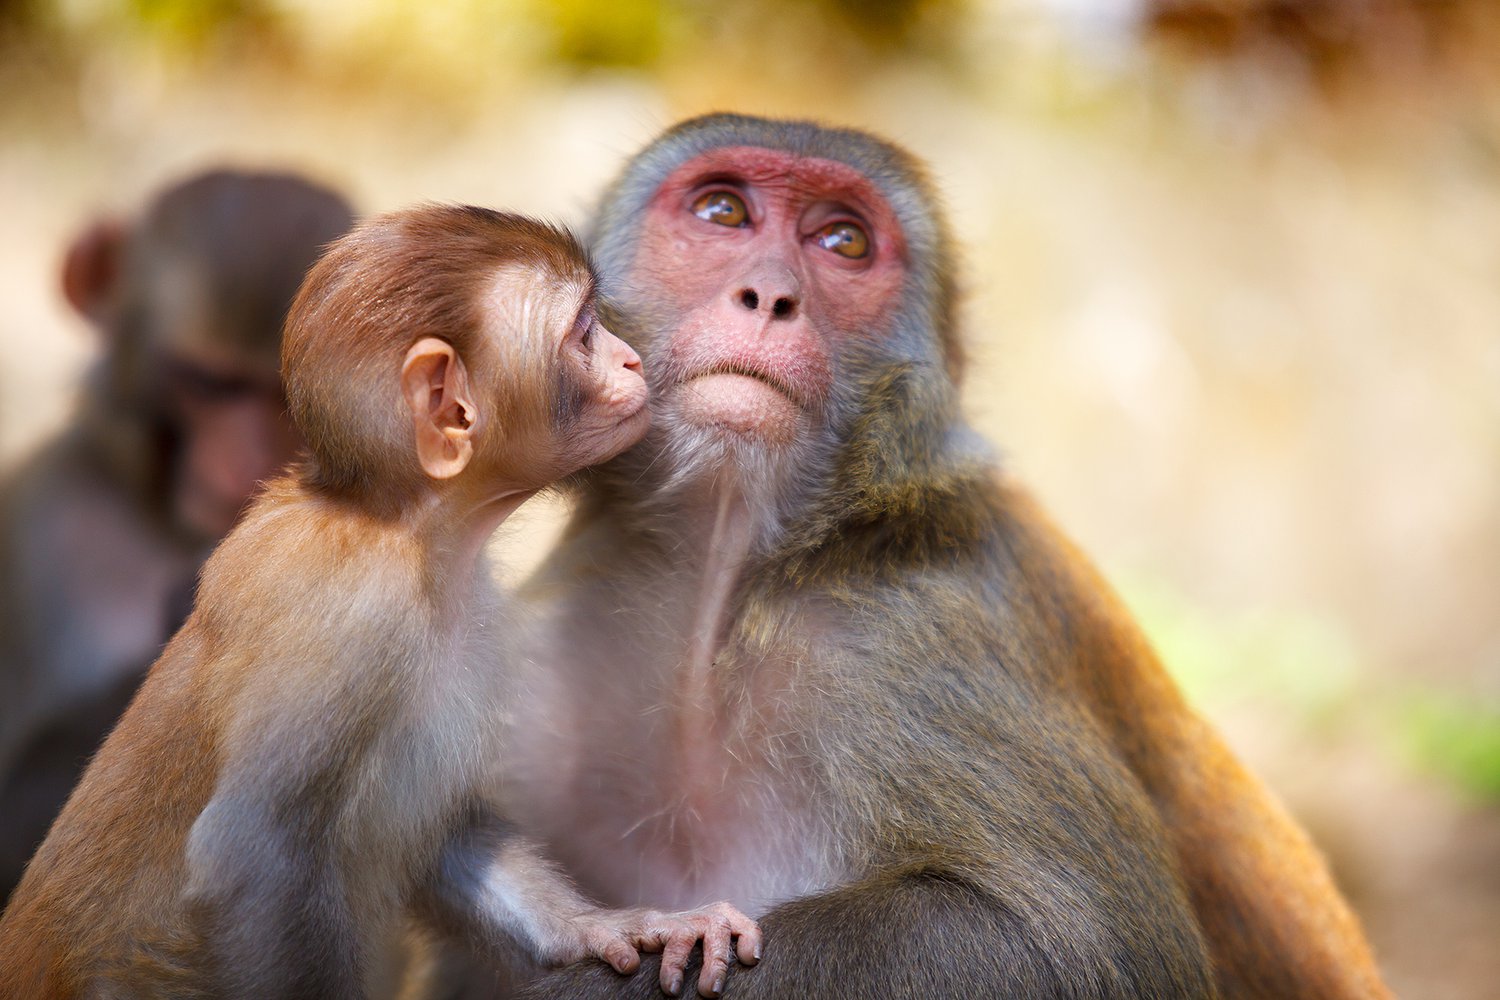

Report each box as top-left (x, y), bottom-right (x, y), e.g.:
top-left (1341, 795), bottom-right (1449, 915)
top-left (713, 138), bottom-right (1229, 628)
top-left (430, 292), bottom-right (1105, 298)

top-left (417, 809), bottom-right (761, 998)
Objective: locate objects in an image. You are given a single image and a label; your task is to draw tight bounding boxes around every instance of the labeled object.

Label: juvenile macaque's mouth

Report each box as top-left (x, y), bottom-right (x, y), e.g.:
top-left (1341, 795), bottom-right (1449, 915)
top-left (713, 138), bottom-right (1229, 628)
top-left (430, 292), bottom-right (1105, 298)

top-left (617, 391), bottom-right (650, 422)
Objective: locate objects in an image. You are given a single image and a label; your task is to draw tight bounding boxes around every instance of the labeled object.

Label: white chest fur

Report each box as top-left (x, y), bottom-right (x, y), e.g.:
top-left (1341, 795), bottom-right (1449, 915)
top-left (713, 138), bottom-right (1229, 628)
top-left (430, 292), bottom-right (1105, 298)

top-left (501, 577), bottom-right (837, 917)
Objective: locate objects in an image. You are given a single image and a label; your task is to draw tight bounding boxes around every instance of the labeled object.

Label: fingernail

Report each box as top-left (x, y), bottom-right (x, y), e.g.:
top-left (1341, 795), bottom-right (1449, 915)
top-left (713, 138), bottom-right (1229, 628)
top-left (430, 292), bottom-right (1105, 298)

top-left (667, 973), bottom-right (682, 996)
top-left (713, 973), bottom-right (726, 996)
top-left (753, 940), bottom-right (762, 961)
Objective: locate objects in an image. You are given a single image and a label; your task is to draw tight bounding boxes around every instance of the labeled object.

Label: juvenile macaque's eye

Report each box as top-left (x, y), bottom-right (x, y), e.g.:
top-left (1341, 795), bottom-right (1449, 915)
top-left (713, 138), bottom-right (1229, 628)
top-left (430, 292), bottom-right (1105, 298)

top-left (691, 191), bottom-right (749, 227)
top-left (814, 221), bottom-right (869, 259)
top-left (573, 303), bottom-right (596, 353)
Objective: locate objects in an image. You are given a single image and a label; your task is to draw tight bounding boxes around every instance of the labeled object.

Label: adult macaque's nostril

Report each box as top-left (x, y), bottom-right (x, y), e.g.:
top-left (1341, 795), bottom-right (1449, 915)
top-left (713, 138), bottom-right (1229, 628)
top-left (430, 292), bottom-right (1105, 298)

top-left (736, 282), bottom-right (797, 318)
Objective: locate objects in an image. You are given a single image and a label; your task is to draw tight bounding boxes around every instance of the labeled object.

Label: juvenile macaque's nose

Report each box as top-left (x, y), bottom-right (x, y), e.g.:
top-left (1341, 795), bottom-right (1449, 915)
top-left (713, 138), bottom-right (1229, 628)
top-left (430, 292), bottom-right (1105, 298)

top-left (616, 337), bottom-right (642, 372)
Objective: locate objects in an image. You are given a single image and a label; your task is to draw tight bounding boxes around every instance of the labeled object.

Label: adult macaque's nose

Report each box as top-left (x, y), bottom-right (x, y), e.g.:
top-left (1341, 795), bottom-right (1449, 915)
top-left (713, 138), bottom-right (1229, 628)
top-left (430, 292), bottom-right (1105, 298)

top-left (732, 263), bottom-right (801, 320)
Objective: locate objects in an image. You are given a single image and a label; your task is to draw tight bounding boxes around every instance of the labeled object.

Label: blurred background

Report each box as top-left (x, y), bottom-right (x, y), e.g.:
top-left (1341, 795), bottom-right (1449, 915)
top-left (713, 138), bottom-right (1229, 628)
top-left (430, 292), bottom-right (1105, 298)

top-left (0, 0), bottom-right (1496, 994)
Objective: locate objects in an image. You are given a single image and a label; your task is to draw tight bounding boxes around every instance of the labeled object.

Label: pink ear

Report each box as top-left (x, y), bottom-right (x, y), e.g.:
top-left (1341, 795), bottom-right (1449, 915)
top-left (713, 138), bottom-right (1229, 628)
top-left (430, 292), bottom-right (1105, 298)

top-left (61, 218), bottom-right (126, 329)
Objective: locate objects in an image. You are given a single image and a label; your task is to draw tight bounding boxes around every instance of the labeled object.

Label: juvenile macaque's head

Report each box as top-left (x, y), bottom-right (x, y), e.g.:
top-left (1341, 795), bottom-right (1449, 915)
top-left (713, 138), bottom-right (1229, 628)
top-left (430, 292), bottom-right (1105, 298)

top-left (282, 206), bottom-right (649, 513)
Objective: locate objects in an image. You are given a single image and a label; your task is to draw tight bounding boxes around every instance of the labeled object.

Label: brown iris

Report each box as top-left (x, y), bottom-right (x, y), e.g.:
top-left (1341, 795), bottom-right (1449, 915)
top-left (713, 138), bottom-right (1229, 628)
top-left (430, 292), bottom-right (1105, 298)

top-left (691, 191), bottom-right (749, 227)
top-left (815, 221), bottom-right (869, 259)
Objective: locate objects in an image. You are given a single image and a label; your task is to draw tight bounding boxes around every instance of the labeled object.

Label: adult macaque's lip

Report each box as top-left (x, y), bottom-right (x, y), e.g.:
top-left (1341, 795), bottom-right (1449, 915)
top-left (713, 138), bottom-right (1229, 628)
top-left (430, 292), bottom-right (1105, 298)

top-left (676, 372), bottom-right (801, 444)
top-left (686, 364), bottom-right (802, 408)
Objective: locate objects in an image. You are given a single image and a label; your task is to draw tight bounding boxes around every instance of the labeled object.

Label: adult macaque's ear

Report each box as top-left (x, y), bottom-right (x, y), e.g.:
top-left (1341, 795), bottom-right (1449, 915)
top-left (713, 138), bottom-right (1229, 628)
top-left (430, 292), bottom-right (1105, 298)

top-left (61, 217), bottom-right (127, 328)
top-left (401, 337), bottom-right (478, 480)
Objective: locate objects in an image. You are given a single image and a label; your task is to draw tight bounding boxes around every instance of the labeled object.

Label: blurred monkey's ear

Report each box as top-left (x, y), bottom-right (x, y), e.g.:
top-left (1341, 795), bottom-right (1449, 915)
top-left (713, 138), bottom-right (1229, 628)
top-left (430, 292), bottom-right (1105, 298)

top-left (61, 218), bottom-right (128, 330)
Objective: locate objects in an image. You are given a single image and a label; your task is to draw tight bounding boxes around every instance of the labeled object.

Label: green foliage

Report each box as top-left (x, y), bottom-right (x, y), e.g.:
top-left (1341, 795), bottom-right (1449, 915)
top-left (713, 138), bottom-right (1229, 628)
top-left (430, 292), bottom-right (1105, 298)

top-left (1395, 691), bottom-right (1500, 803)
top-left (1118, 574), bottom-right (1360, 723)
top-left (1120, 572), bottom-right (1500, 804)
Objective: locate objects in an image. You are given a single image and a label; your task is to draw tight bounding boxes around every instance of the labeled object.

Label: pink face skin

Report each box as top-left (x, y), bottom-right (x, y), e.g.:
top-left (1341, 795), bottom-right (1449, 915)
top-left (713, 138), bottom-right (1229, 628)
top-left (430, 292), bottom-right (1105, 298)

top-left (629, 147), bottom-right (909, 446)
top-left (167, 355), bottom-right (301, 541)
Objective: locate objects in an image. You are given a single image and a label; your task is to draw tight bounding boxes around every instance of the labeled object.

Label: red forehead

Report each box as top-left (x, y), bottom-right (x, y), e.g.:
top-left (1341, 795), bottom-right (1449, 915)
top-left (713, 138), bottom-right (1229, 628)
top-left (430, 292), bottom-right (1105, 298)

top-left (651, 146), bottom-right (908, 259)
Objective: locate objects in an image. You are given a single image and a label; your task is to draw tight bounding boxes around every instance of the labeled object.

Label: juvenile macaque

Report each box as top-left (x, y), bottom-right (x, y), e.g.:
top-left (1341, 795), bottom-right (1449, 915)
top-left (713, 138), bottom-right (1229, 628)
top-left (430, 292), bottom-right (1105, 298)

top-left (0, 206), bottom-right (760, 999)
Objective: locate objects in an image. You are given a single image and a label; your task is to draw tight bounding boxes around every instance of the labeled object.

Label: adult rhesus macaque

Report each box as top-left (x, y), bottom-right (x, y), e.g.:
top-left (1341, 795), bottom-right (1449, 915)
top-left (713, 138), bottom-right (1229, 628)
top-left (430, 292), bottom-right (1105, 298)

top-left (0, 170), bottom-right (355, 901)
top-left (485, 115), bottom-right (1393, 998)
top-left (0, 207), bottom-right (760, 1000)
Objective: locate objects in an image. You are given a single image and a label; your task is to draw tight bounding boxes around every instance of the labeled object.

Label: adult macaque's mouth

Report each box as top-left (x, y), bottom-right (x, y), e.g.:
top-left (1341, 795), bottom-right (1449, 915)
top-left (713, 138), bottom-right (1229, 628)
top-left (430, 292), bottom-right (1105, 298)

top-left (677, 372), bottom-right (802, 443)
top-left (691, 363), bottom-right (802, 407)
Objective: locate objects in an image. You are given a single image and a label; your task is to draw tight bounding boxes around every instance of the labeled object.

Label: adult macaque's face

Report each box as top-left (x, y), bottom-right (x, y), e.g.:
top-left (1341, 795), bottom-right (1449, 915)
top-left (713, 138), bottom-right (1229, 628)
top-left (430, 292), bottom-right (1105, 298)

top-left (626, 147), bottom-right (910, 449)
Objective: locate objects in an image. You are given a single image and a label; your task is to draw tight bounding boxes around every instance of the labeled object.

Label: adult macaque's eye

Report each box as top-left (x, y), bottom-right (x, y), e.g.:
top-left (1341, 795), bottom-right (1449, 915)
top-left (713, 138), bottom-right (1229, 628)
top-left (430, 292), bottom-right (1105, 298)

top-left (814, 221), bottom-right (869, 259)
top-left (691, 191), bottom-right (749, 227)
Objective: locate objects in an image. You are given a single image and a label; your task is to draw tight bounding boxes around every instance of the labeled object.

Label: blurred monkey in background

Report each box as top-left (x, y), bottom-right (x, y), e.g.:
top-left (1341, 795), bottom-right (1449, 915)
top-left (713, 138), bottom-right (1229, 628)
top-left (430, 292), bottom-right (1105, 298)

top-left (0, 169), bottom-right (355, 901)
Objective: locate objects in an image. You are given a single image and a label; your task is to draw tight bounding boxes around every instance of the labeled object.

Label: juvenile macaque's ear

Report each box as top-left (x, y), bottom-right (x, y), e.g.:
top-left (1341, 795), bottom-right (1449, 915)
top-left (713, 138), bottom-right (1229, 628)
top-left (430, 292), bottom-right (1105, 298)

top-left (61, 217), bottom-right (127, 328)
top-left (401, 337), bottom-right (478, 480)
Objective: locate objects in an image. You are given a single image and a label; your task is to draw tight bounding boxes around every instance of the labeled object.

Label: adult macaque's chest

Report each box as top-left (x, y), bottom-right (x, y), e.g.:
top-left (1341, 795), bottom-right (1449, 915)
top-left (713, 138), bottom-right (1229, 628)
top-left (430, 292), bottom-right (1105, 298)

top-left (503, 578), bottom-right (838, 916)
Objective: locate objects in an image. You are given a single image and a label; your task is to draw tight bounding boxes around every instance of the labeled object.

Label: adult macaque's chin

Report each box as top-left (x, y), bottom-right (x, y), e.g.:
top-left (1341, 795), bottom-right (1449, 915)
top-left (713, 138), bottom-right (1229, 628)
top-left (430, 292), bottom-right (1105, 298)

top-left (675, 372), bottom-right (801, 445)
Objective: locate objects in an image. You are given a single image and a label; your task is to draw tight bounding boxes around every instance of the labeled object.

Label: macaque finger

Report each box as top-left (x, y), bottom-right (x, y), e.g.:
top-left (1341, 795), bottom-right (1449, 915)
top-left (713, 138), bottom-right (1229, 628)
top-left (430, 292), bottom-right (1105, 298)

top-left (658, 929), bottom-right (698, 996)
top-left (696, 920), bottom-right (735, 998)
top-left (597, 934), bottom-right (641, 975)
top-left (694, 902), bottom-right (759, 968)
top-left (730, 912), bottom-right (762, 966)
